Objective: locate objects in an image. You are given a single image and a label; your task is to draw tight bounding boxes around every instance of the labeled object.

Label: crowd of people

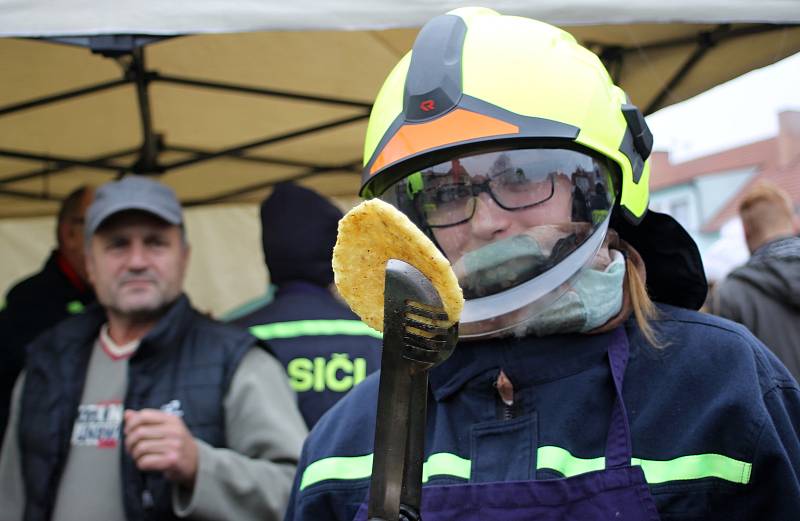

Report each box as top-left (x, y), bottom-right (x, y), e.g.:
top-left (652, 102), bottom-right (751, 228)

top-left (1, 7), bottom-right (799, 521)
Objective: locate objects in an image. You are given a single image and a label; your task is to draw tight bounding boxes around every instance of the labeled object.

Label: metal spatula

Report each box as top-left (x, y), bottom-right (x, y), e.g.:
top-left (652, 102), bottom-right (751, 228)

top-left (368, 259), bottom-right (459, 521)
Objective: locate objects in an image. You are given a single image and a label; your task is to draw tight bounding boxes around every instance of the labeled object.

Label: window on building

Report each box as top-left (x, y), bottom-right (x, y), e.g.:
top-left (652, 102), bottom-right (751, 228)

top-left (670, 198), bottom-right (691, 229)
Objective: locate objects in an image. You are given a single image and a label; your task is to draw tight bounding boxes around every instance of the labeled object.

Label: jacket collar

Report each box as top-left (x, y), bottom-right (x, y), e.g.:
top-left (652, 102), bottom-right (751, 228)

top-left (133, 294), bottom-right (195, 361)
top-left (429, 327), bottom-right (620, 401)
top-left (54, 294), bottom-right (195, 360)
top-left (54, 250), bottom-right (87, 294)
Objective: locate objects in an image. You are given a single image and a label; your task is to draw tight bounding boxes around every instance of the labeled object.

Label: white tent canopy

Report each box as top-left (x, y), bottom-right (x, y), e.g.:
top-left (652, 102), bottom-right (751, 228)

top-left (1, 1), bottom-right (798, 313)
top-left (3, 1), bottom-right (800, 35)
top-left (1, 1), bottom-right (800, 218)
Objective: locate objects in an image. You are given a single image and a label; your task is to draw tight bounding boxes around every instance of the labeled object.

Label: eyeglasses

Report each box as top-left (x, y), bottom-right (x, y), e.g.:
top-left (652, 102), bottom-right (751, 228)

top-left (415, 170), bottom-right (555, 228)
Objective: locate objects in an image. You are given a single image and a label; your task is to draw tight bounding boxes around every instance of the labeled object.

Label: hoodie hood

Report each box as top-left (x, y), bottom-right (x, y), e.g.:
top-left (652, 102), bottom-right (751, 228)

top-left (260, 182), bottom-right (343, 287)
top-left (730, 237), bottom-right (800, 309)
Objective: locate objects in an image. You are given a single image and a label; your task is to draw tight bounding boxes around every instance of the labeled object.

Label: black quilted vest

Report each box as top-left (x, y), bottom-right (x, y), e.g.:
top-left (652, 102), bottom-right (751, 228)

top-left (18, 294), bottom-right (255, 521)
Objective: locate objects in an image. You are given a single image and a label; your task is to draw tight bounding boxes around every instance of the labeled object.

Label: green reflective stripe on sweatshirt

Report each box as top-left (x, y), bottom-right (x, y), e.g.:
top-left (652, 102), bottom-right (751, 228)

top-left (633, 453), bottom-right (752, 485)
top-left (300, 454), bottom-right (373, 491)
top-left (300, 452), bottom-right (470, 491)
top-left (249, 319), bottom-right (382, 341)
top-left (536, 446), bottom-right (605, 476)
top-left (300, 448), bottom-right (752, 491)
top-left (422, 453), bottom-right (471, 482)
top-left (538, 446), bottom-right (752, 484)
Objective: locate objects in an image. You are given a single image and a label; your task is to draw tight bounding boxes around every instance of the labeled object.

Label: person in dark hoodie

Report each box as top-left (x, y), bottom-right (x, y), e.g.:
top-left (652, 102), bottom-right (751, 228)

top-left (233, 182), bottom-right (382, 429)
top-left (712, 181), bottom-right (800, 380)
top-left (0, 185), bottom-right (95, 443)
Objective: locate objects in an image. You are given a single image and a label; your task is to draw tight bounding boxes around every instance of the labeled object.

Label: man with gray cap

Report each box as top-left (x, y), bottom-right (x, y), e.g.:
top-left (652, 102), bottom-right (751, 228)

top-left (0, 176), bottom-right (307, 521)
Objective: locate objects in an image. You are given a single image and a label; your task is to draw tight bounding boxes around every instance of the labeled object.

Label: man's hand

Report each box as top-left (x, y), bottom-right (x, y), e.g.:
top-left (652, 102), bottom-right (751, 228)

top-left (124, 409), bottom-right (199, 487)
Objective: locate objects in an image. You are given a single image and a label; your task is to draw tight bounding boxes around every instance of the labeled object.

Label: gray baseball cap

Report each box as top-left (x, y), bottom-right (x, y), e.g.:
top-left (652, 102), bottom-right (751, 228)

top-left (85, 176), bottom-right (183, 238)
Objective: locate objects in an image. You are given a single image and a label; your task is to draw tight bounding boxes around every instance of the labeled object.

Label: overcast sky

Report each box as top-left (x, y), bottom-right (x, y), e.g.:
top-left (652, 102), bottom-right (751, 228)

top-left (646, 51), bottom-right (800, 164)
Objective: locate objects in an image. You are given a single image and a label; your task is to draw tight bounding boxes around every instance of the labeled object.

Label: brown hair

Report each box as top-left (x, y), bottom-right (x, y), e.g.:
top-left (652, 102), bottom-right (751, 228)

top-left (604, 230), bottom-right (663, 348)
top-left (739, 180), bottom-right (794, 216)
top-left (56, 185), bottom-right (92, 246)
top-left (626, 256), bottom-right (663, 348)
top-left (739, 181), bottom-right (796, 252)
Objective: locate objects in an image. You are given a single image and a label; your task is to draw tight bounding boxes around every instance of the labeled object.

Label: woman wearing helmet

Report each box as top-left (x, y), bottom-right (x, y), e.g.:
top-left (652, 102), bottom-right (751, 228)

top-left (285, 8), bottom-right (800, 520)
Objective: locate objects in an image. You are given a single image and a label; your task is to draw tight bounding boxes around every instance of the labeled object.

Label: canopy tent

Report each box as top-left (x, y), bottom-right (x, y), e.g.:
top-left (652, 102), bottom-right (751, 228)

top-left (2, 0), bottom-right (800, 218)
top-left (2, 1), bottom-right (800, 315)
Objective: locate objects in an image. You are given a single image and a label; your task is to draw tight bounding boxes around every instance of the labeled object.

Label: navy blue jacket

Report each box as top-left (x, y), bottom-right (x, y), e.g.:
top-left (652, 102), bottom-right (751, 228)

top-left (285, 305), bottom-right (800, 520)
top-left (234, 282), bottom-right (382, 429)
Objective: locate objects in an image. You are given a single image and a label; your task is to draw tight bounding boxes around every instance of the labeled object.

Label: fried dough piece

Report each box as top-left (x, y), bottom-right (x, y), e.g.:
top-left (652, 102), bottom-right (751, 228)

top-left (333, 199), bottom-right (464, 332)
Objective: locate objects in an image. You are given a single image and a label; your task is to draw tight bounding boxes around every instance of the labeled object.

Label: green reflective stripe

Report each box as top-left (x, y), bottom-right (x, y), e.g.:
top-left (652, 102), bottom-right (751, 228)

top-left (538, 446), bottom-right (751, 485)
top-left (300, 452), bottom-right (470, 491)
top-left (300, 447), bottom-right (752, 492)
top-left (537, 446), bottom-right (605, 477)
top-left (66, 300), bottom-right (85, 314)
top-left (300, 454), bottom-right (373, 491)
top-left (249, 320), bottom-right (382, 341)
top-left (422, 453), bottom-right (471, 482)
top-left (633, 454), bottom-right (752, 485)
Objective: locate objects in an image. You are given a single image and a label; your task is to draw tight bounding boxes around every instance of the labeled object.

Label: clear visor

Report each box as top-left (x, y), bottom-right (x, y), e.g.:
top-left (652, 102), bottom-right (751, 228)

top-left (380, 148), bottom-right (617, 338)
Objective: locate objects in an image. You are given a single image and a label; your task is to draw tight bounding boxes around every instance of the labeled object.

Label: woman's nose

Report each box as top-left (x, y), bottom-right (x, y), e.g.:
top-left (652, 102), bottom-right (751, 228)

top-left (469, 193), bottom-right (512, 240)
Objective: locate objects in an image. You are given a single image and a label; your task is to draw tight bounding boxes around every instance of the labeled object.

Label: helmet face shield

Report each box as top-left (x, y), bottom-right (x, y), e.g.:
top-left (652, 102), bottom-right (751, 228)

top-left (379, 148), bottom-right (617, 338)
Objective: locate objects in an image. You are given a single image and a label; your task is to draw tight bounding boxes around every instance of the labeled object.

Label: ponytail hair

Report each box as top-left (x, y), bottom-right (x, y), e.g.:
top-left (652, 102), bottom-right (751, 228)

top-left (625, 256), bottom-right (664, 348)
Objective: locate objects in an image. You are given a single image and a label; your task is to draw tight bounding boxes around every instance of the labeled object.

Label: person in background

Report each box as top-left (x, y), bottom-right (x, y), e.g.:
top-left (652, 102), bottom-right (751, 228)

top-left (711, 181), bottom-right (800, 381)
top-left (0, 176), bottom-right (306, 521)
top-left (0, 186), bottom-right (95, 444)
top-left (285, 8), bottom-right (800, 520)
top-left (233, 182), bottom-right (382, 429)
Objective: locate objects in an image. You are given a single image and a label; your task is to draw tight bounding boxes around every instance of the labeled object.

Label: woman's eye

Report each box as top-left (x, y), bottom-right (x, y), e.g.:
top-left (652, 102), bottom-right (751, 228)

top-left (496, 171), bottom-right (533, 192)
top-left (435, 185), bottom-right (468, 204)
top-left (494, 168), bottom-right (527, 187)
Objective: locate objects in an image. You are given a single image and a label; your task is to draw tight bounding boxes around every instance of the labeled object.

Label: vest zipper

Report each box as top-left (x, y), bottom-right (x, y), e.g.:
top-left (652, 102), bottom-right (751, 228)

top-left (142, 489), bottom-right (155, 510)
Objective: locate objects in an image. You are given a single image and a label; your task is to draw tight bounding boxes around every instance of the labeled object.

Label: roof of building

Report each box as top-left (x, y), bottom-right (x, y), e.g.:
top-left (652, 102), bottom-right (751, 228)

top-left (649, 110), bottom-right (800, 233)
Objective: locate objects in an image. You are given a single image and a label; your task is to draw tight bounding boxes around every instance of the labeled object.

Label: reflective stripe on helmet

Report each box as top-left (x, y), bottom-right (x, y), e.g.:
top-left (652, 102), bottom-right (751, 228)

top-left (369, 109), bottom-right (519, 176)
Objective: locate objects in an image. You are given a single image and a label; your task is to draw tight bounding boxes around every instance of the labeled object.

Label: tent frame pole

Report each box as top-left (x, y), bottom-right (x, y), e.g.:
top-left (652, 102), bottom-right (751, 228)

top-left (129, 46), bottom-right (162, 174)
top-left (0, 23), bottom-right (796, 205)
top-left (154, 73), bottom-right (372, 109)
top-left (587, 23), bottom-right (794, 114)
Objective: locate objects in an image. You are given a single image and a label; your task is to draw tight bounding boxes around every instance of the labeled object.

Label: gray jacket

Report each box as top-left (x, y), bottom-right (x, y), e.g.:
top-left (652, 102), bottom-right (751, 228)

top-left (712, 237), bottom-right (800, 381)
top-left (0, 349), bottom-right (308, 521)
